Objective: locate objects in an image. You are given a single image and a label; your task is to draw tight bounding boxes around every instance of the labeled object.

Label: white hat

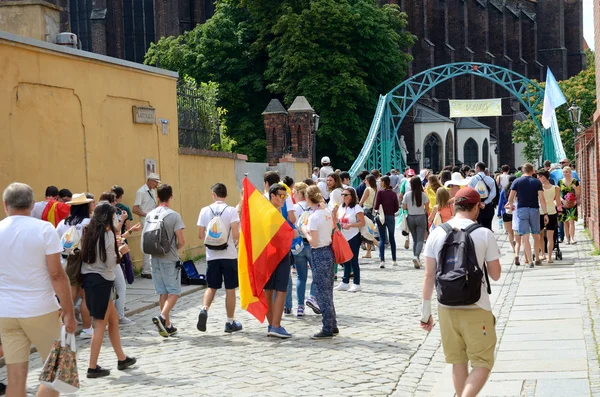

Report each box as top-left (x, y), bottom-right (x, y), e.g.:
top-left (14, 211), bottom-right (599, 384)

top-left (147, 173), bottom-right (161, 182)
top-left (66, 193), bottom-right (93, 205)
top-left (321, 156), bottom-right (331, 164)
top-left (444, 173), bottom-right (471, 187)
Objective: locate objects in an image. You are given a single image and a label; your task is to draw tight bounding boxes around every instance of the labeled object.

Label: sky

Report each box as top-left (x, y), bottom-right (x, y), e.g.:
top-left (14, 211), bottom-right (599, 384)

top-left (584, 0), bottom-right (594, 49)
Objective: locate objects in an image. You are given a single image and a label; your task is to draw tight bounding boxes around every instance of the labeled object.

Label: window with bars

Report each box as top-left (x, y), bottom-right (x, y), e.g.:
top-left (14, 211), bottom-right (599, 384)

top-left (122, 0), bottom-right (155, 63)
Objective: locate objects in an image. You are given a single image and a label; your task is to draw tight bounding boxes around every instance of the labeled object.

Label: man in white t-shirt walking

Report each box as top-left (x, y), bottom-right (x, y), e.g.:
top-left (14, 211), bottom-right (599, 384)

top-left (196, 183), bottom-right (242, 333)
top-left (133, 173), bottom-right (161, 278)
top-left (420, 187), bottom-right (501, 397)
top-left (0, 183), bottom-right (76, 397)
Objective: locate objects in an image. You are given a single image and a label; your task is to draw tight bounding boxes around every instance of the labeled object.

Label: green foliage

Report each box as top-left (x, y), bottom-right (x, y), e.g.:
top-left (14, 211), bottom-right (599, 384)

top-left (512, 49), bottom-right (596, 162)
top-left (145, 0), bottom-right (414, 166)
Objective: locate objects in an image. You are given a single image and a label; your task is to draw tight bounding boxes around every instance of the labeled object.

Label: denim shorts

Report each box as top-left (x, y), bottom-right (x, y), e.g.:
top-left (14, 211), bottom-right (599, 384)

top-left (517, 207), bottom-right (541, 236)
top-left (151, 257), bottom-right (181, 295)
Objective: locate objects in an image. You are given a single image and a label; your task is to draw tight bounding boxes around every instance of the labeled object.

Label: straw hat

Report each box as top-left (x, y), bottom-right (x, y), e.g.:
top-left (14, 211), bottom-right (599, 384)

top-left (147, 173), bottom-right (161, 182)
top-left (66, 193), bottom-right (93, 205)
top-left (444, 173), bottom-right (471, 187)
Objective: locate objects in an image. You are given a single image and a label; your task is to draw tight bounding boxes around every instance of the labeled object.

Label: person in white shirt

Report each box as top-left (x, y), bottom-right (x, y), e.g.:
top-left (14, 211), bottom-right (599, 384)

top-left (132, 173), bottom-right (161, 278)
top-left (197, 183), bottom-right (242, 333)
top-left (326, 173), bottom-right (344, 222)
top-left (31, 185), bottom-right (59, 219)
top-left (302, 185), bottom-right (338, 339)
top-left (319, 156), bottom-right (334, 180)
top-left (0, 183), bottom-right (76, 397)
top-left (312, 167), bottom-right (320, 182)
top-left (420, 187), bottom-right (501, 397)
top-left (335, 187), bottom-right (365, 292)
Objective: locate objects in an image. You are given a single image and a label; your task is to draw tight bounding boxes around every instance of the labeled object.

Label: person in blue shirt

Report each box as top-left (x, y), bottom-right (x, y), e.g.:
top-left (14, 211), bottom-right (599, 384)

top-left (468, 162), bottom-right (497, 231)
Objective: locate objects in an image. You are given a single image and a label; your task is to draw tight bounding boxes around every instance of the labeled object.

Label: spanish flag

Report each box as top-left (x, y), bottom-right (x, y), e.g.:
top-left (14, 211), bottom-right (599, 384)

top-left (238, 178), bottom-right (294, 322)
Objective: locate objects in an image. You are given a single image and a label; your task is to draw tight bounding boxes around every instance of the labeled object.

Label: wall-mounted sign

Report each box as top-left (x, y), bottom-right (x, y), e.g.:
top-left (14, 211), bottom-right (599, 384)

top-left (144, 159), bottom-right (157, 179)
top-left (449, 99), bottom-right (502, 118)
top-left (133, 106), bottom-right (156, 124)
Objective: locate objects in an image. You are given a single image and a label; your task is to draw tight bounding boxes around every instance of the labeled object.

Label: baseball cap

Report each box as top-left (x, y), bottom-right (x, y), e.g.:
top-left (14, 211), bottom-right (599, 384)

top-left (406, 169), bottom-right (416, 176)
top-left (454, 187), bottom-right (480, 205)
top-left (321, 156), bottom-right (331, 164)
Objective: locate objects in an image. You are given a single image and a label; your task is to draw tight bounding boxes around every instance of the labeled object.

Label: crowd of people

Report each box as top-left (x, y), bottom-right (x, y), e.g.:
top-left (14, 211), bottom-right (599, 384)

top-left (0, 154), bottom-right (581, 396)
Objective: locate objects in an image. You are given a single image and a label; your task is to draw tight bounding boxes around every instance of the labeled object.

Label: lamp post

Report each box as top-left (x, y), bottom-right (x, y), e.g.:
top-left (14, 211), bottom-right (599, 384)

top-left (311, 113), bottom-right (320, 168)
top-left (568, 102), bottom-right (582, 140)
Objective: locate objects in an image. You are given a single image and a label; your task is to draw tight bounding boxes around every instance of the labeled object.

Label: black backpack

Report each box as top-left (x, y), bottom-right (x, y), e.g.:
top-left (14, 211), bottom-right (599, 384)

top-left (436, 223), bottom-right (491, 306)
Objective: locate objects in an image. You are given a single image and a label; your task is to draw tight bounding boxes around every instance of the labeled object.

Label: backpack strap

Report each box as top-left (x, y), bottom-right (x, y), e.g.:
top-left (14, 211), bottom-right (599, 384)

top-left (463, 223), bottom-right (491, 294)
top-left (440, 223), bottom-right (453, 235)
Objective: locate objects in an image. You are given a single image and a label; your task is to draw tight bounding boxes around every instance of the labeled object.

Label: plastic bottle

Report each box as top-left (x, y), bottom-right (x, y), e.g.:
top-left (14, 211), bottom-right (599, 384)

top-left (498, 218), bottom-right (504, 229)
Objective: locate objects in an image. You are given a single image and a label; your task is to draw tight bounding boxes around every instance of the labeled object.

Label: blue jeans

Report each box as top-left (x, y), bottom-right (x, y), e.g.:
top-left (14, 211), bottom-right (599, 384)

top-left (311, 246), bottom-right (337, 333)
top-left (342, 233), bottom-right (361, 285)
top-left (377, 215), bottom-right (397, 262)
top-left (558, 221), bottom-right (565, 241)
top-left (285, 244), bottom-right (314, 309)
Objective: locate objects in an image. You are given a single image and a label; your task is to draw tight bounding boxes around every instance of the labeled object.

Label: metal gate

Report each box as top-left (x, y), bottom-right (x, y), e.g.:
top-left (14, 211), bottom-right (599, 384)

top-left (177, 79), bottom-right (219, 149)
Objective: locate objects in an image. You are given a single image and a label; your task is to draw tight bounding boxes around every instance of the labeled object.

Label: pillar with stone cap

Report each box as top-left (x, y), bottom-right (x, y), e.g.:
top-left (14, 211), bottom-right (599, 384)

top-left (288, 96), bottom-right (314, 166)
top-left (262, 99), bottom-right (288, 166)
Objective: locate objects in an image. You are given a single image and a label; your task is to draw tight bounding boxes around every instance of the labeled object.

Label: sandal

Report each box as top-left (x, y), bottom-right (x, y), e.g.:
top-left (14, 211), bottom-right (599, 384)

top-left (362, 254), bottom-right (371, 259)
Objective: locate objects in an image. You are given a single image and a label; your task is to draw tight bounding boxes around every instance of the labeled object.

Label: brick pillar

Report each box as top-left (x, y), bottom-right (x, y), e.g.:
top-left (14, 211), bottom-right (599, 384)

top-left (288, 96), bottom-right (314, 163)
top-left (262, 99), bottom-right (288, 166)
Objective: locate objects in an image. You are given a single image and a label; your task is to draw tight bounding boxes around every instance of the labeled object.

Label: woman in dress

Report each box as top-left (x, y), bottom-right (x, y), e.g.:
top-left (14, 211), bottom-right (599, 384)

top-left (81, 203), bottom-right (136, 378)
top-left (403, 176), bottom-right (430, 269)
top-left (335, 187), bottom-right (365, 293)
top-left (559, 166), bottom-right (580, 244)
top-left (302, 186), bottom-right (338, 339)
top-left (359, 174), bottom-right (377, 258)
top-left (374, 176), bottom-right (400, 268)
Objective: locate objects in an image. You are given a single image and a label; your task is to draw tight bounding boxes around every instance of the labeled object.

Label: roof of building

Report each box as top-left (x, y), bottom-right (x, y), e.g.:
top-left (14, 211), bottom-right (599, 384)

top-left (456, 117), bottom-right (491, 130)
top-left (262, 99), bottom-right (288, 115)
top-left (413, 103), bottom-right (453, 123)
top-left (288, 96), bottom-right (314, 112)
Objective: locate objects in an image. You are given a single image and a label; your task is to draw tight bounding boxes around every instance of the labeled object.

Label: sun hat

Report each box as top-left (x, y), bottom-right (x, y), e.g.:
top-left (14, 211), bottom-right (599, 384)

top-left (444, 172), bottom-right (471, 187)
top-left (66, 193), bottom-right (93, 205)
top-left (321, 156), bottom-right (331, 165)
top-left (147, 173), bottom-right (161, 182)
top-left (454, 187), bottom-right (480, 205)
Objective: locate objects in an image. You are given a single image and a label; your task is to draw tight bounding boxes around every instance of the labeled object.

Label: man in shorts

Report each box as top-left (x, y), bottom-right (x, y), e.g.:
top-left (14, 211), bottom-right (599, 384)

top-left (420, 187), bottom-right (502, 397)
top-left (264, 184), bottom-right (293, 339)
top-left (196, 183), bottom-right (242, 333)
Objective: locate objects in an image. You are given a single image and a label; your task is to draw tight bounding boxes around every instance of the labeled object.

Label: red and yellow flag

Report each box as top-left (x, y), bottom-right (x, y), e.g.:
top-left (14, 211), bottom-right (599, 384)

top-left (238, 178), bottom-right (294, 322)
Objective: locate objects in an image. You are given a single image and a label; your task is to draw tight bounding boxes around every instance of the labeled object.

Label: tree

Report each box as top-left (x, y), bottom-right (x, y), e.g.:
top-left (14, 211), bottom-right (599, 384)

top-left (145, 0), bottom-right (414, 166)
top-left (512, 50), bottom-right (596, 163)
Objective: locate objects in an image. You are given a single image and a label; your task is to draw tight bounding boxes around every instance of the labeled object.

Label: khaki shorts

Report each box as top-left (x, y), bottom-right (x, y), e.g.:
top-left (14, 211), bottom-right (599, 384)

top-left (438, 306), bottom-right (497, 370)
top-left (0, 311), bottom-right (61, 364)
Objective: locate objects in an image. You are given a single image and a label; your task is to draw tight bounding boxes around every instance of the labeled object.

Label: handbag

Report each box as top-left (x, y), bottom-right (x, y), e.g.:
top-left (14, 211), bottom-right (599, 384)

top-left (39, 326), bottom-right (80, 394)
top-left (331, 229), bottom-right (353, 264)
top-left (374, 204), bottom-right (385, 226)
top-left (401, 213), bottom-right (409, 236)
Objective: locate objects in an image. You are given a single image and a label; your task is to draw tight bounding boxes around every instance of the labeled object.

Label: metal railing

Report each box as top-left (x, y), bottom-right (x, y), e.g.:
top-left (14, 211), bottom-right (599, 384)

top-left (177, 80), bottom-right (219, 149)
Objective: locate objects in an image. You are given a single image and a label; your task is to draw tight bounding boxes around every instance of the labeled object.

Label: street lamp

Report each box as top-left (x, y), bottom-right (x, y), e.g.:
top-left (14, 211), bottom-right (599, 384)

top-left (568, 102), bottom-right (582, 138)
top-left (311, 113), bottom-right (320, 168)
top-left (415, 149), bottom-right (421, 162)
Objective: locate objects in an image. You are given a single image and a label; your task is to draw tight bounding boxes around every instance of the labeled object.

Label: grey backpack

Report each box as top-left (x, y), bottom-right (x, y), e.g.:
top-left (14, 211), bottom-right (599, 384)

top-left (142, 209), bottom-right (172, 255)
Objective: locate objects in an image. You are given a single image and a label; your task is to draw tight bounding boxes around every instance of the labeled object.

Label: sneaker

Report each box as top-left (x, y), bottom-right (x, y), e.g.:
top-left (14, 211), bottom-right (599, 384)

top-left (119, 316), bottom-right (135, 326)
top-left (87, 365), bottom-right (110, 378)
top-left (348, 284), bottom-right (362, 293)
top-left (166, 325), bottom-right (178, 336)
top-left (284, 308), bottom-right (292, 315)
top-left (310, 330), bottom-right (334, 339)
top-left (379, 262), bottom-right (385, 269)
top-left (267, 325), bottom-right (272, 335)
top-left (333, 327), bottom-right (339, 335)
top-left (535, 259), bottom-right (542, 267)
top-left (514, 257), bottom-right (521, 266)
top-left (334, 282), bottom-right (350, 291)
top-left (117, 356), bottom-right (137, 370)
top-left (404, 239), bottom-right (410, 249)
top-left (80, 327), bottom-right (93, 339)
top-left (306, 298), bottom-right (321, 315)
top-left (297, 306), bottom-right (305, 317)
top-left (152, 315), bottom-right (168, 338)
top-left (412, 258), bottom-right (421, 269)
top-left (197, 308), bottom-right (208, 332)
top-left (392, 261), bottom-right (397, 267)
top-left (268, 326), bottom-right (292, 338)
top-left (224, 320), bottom-right (243, 333)
top-left (140, 273), bottom-right (152, 279)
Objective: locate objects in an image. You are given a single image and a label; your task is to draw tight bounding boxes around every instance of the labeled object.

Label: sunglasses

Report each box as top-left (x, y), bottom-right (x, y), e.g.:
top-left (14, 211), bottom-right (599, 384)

top-left (560, 161), bottom-right (567, 164)
top-left (277, 194), bottom-right (288, 199)
top-left (341, 193), bottom-right (350, 196)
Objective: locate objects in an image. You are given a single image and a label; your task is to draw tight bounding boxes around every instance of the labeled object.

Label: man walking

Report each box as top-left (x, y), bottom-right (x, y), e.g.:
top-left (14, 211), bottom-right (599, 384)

top-left (264, 171), bottom-right (296, 224)
top-left (133, 173), bottom-right (161, 279)
top-left (468, 162), bottom-right (497, 230)
top-left (144, 184), bottom-right (185, 337)
top-left (506, 163), bottom-right (549, 267)
top-left (0, 183), bottom-right (76, 397)
top-left (420, 187), bottom-right (501, 397)
top-left (31, 185), bottom-right (59, 219)
top-left (196, 183), bottom-right (243, 333)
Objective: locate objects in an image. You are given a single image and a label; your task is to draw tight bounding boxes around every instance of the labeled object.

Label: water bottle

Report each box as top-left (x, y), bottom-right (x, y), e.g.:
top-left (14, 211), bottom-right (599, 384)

top-left (498, 218), bottom-right (504, 229)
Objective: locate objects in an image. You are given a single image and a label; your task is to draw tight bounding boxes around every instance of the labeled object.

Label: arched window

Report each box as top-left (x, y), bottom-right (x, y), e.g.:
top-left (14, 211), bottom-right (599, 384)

top-left (445, 129), bottom-right (454, 166)
top-left (482, 138), bottom-right (489, 167)
top-left (423, 133), bottom-right (443, 172)
top-left (463, 138), bottom-right (478, 167)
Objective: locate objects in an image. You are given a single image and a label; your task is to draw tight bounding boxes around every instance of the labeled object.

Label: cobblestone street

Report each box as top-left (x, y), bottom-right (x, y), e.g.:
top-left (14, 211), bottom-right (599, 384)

top-left (3, 222), bottom-right (600, 396)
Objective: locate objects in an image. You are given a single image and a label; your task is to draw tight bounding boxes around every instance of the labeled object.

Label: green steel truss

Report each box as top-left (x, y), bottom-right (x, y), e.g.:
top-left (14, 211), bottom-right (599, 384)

top-left (349, 62), bottom-right (564, 184)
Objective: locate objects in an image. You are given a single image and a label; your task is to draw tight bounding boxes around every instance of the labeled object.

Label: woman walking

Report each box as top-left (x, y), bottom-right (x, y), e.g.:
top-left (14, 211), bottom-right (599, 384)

top-left (424, 175), bottom-right (442, 209)
top-left (403, 176), bottom-right (429, 269)
top-left (537, 170), bottom-right (561, 262)
top-left (428, 187), bottom-right (453, 227)
top-left (497, 176), bottom-right (517, 253)
top-left (335, 187), bottom-right (365, 293)
top-left (81, 203), bottom-right (136, 378)
top-left (359, 174), bottom-right (377, 258)
top-left (558, 166), bottom-right (580, 244)
top-left (374, 176), bottom-right (399, 268)
top-left (302, 186), bottom-right (338, 339)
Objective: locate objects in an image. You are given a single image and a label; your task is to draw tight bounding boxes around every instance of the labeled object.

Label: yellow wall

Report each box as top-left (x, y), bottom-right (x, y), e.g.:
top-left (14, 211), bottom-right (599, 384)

top-left (0, 2), bottom-right (60, 42)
